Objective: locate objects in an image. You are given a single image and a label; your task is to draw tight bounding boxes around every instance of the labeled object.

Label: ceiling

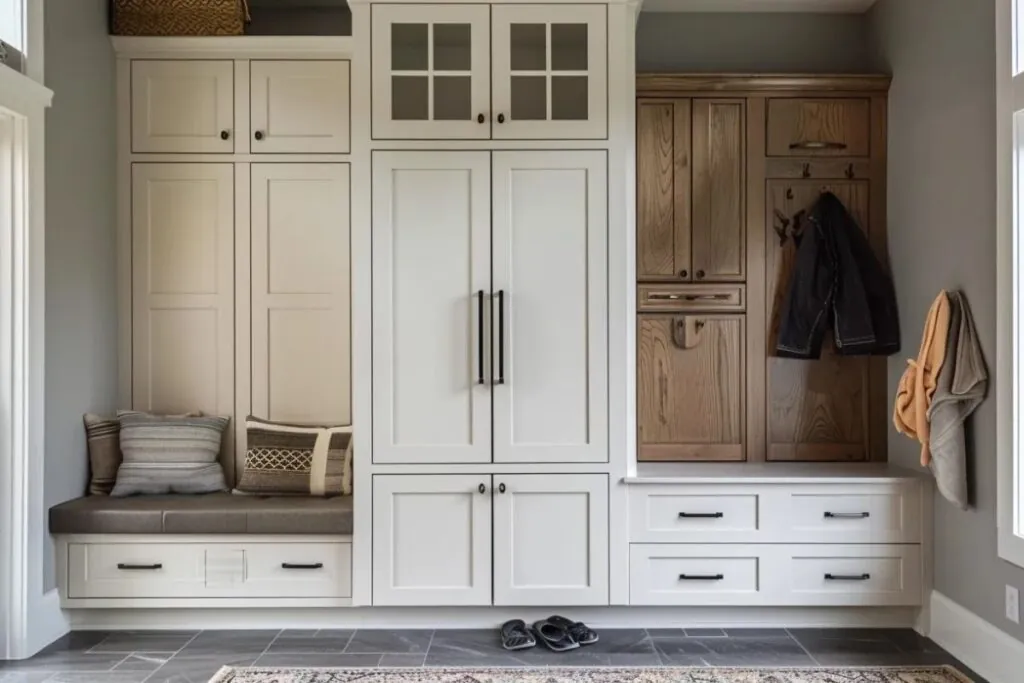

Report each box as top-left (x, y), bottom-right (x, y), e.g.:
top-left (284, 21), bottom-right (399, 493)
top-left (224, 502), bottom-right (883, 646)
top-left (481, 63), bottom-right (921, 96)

top-left (634, 0), bottom-right (878, 11)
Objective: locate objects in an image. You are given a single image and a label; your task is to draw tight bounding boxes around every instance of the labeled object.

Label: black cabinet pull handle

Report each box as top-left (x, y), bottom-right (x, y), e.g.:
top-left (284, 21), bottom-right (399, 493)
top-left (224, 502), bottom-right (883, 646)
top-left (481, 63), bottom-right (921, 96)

top-left (220, 130), bottom-right (231, 140)
top-left (499, 483), bottom-right (506, 494)
top-left (789, 141), bottom-right (847, 151)
top-left (477, 113), bottom-right (485, 124)
top-left (695, 270), bottom-right (706, 279)
top-left (254, 131), bottom-right (265, 141)
top-left (479, 483), bottom-right (487, 494)
top-left (282, 562), bottom-right (324, 570)
top-left (678, 512), bottom-right (724, 519)
top-left (679, 269), bottom-right (688, 278)
top-left (825, 573), bottom-right (871, 581)
top-left (679, 574), bottom-right (724, 581)
top-left (117, 563), bottom-right (162, 571)
top-left (497, 113), bottom-right (506, 124)
top-left (824, 512), bottom-right (870, 519)
top-left (477, 290), bottom-right (485, 385)
top-left (495, 290), bottom-right (505, 385)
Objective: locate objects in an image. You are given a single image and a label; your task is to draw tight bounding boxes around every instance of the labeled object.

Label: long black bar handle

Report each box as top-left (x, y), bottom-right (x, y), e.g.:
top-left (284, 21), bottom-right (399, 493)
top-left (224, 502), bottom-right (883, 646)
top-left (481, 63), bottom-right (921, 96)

top-left (476, 290), bottom-right (485, 385)
top-left (496, 290), bottom-right (505, 385)
top-left (679, 574), bottom-right (725, 581)
top-left (117, 563), bottom-right (162, 571)
top-left (282, 563), bottom-right (325, 570)
top-left (824, 512), bottom-right (870, 519)
top-left (824, 573), bottom-right (871, 581)
top-left (678, 512), bottom-right (724, 519)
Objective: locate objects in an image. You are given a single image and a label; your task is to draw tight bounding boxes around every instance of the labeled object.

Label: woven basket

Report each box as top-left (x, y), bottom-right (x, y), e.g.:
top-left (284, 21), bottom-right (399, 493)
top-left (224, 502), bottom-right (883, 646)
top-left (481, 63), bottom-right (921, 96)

top-left (111, 0), bottom-right (250, 36)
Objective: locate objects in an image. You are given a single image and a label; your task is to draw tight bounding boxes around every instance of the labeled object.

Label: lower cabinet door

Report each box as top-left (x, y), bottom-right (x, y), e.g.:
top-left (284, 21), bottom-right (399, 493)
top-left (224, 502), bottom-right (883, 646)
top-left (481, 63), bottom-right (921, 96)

top-left (372, 474), bottom-right (492, 606)
top-left (492, 474), bottom-right (609, 606)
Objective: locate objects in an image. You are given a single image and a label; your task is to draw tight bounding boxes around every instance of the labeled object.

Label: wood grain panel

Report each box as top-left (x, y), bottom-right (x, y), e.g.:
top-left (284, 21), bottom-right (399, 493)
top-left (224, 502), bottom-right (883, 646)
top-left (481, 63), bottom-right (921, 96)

top-left (767, 98), bottom-right (870, 157)
top-left (692, 99), bottom-right (745, 282)
top-left (745, 96), bottom-right (767, 462)
top-left (765, 180), bottom-right (871, 461)
top-left (637, 99), bottom-right (690, 280)
top-left (636, 74), bottom-right (892, 96)
top-left (638, 314), bottom-right (744, 462)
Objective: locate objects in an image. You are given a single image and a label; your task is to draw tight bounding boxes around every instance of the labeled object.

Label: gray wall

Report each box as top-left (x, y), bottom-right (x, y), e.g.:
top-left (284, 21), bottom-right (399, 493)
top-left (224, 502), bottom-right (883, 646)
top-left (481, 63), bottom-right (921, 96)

top-left (636, 12), bottom-right (874, 73)
top-left (869, 0), bottom-right (1024, 642)
top-left (42, 0), bottom-right (118, 591)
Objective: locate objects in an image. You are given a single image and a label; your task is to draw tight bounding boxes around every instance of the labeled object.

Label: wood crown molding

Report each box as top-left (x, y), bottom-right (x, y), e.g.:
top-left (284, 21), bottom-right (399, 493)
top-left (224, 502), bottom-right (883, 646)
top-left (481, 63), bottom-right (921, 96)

top-left (636, 73), bottom-right (892, 94)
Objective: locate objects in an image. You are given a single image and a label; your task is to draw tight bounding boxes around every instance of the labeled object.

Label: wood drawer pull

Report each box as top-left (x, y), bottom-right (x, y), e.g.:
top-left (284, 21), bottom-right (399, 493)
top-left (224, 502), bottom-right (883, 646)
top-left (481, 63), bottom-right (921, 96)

top-left (117, 563), bottom-right (163, 571)
top-left (649, 293), bottom-right (731, 302)
top-left (789, 141), bottom-right (847, 151)
top-left (679, 574), bottom-right (725, 581)
top-left (281, 562), bottom-right (324, 570)
top-left (824, 573), bottom-right (871, 581)
top-left (824, 511), bottom-right (870, 519)
top-left (678, 512), bottom-right (724, 519)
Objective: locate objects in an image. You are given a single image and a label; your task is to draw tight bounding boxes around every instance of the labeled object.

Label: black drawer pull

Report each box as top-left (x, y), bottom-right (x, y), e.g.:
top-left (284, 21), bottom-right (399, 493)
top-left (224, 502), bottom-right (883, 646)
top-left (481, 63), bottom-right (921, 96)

top-left (825, 573), bottom-right (871, 581)
top-left (824, 512), bottom-right (870, 519)
top-left (789, 140), bottom-right (847, 151)
top-left (117, 563), bottom-right (162, 571)
top-left (281, 562), bottom-right (324, 570)
top-left (679, 512), bottom-right (724, 519)
top-left (679, 574), bottom-right (724, 581)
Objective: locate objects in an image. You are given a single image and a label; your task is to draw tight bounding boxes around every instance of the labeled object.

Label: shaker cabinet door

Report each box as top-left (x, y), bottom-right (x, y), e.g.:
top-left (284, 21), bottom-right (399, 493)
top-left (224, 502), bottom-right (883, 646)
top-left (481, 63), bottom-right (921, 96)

top-left (250, 60), bottom-right (351, 153)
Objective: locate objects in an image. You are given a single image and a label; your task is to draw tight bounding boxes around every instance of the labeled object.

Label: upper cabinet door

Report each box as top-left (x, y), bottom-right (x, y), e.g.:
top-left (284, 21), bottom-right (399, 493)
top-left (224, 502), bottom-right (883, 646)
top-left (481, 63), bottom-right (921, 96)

top-left (491, 5), bottom-right (607, 139)
top-left (250, 61), bottom-right (351, 154)
top-left (371, 4), bottom-right (491, 140)
top-left (691, 99), bottom-right (746, 282)
top-left (131, 61), bottom-right (234, 154)
top-left (372, 152), bottom-right (492, 464)
top-left (492, 151), bottom-right (608, 464)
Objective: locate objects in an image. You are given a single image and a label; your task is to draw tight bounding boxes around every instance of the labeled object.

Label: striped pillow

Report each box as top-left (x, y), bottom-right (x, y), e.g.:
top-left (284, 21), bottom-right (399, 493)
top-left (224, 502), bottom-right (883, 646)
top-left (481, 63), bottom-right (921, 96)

top-left (237, 417), bottom-right (352, 496)
top-left (110, 413), bottom-right (230, 497)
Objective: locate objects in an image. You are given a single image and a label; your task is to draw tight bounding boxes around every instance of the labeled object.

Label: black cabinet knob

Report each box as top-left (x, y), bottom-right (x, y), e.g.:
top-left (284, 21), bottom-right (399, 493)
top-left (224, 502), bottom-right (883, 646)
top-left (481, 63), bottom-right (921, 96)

top-left (477, 113), bottom-right (485, 124)
top-left (679, 269), bottom-right (688, 278)
top-left (497, 113), bottom-right (506, 124)
top-left (499, 483), bottom-right (506, 494)
top-left (696, 270), bottom-right (705, 279)
top-left (220, 130), bottom-right (231, 140)
top-left (254, 131), bottom-right (265, 141)
top-left (478, 483), bottom-right (486, 494)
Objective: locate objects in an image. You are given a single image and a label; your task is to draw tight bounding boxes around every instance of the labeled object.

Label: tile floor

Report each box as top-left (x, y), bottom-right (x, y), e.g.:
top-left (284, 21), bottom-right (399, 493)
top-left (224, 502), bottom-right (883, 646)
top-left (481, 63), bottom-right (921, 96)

top-left (0, 628), bottom-right (987, 683)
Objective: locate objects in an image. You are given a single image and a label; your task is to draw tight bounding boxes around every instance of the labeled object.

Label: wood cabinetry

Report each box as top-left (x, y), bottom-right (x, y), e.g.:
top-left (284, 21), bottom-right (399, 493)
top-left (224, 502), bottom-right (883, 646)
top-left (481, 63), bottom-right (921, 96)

top-left (635, 75), bottom-right (890, 463)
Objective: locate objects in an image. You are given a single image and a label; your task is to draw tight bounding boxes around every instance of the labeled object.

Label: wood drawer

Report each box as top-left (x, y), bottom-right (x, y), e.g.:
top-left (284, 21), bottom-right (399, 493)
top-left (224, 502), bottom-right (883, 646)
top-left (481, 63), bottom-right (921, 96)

top-left (630, 487), bottom-right (759, 542)
top-left (68, 541), bottom-right (351, 600)
top-left (638, 284), bottom-right (744, 312)
top-left (767, 98), bottom-right (870, 157)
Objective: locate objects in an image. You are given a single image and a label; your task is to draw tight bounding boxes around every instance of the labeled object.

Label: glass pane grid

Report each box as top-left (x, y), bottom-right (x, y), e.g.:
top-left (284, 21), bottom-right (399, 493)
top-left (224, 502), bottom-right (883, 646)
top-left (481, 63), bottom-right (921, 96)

top-left (507, 21), bottom-right (590, 123)
top-left (391, 21), bottom-right (476, 122)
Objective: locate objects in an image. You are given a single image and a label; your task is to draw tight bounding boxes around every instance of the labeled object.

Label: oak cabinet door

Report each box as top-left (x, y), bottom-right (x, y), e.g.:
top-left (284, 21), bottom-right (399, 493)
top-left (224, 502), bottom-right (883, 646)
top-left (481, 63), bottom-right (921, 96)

top-left (131, 61), bottom-right (234, 154)
top-left (250, 60), bottom-right (351, 153)
top-left (638, 314), bottom-right (745, 461)
top-left (372, 475), bottom-right (492, 606)
top-left (491, 151), bottom-right (608, 464)
top-left (492, 474), bottom-right (608, 606)
top-left (766, 181), bottom-right (871, 462)
top-left (692, 99), bottom-right (745, 282)
top-left (371, 152), bottom-right (492, 464)
top-left (637, 99), bottom-right (691, 281)
top-left (767, 98), bottom-right (871, 157)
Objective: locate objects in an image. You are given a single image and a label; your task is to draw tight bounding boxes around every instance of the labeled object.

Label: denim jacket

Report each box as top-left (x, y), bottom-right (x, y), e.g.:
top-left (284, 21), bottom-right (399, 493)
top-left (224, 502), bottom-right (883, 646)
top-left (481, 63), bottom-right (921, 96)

top-left (776, 192), bottom-right (900, 359)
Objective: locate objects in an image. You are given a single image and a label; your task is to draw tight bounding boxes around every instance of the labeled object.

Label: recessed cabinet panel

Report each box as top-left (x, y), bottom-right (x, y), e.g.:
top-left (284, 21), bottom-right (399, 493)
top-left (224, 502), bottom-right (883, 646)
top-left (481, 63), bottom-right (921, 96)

top-left (250, 61), bottom-right (351, 154)
top-left (131, 61), bottom-right (234, 154)
top-left (767, 98), bottom-right (870, 157)
top-left (372, 152), bottom-right (492, 463)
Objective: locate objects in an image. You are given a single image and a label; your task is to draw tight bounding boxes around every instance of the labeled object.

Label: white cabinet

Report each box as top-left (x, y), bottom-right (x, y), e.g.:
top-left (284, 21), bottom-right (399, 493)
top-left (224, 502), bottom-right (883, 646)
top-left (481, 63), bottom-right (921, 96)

top-left (371, 152), bottom-right (492, 464)
top-left (132, 61), bottom-right (235, 154)
top-left (371, 4), bottom-right (491, 139)
top-left (492, 151), bottom-right (607, 463)
top-left (493, 474), bottom-right (608, 605)
top-left (372, 474), bottom-right (492, 606)
top-left (250, 164), bottom-right (351, 425)
top-left (250, 61), bottom-right (351, 154)
top-left (131, 163), bottom-right (235, 420)
top-left (370, 4), bottom-right (607, 140)
top-left (491, 5), bottom-right (607, 139)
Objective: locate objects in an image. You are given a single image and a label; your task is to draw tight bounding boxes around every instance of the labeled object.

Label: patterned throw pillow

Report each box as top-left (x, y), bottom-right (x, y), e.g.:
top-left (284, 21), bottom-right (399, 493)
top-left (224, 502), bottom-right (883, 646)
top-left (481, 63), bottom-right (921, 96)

top-left (238, 417), bottom-right (353, 496)
top-left (83, 414), bottom-right (121, 495)
top-left (110, 413), bottom-right (230, 497)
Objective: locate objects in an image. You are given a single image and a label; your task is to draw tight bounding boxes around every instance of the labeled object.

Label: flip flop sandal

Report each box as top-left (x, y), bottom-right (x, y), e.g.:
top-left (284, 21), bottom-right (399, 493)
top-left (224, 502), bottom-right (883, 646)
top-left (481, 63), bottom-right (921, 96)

top-left (532, 620), bottom-right (579, 652)
top-left (547, 615), bottom-right (599, 646)
top-left (500, 619), bottom-right (537, 651)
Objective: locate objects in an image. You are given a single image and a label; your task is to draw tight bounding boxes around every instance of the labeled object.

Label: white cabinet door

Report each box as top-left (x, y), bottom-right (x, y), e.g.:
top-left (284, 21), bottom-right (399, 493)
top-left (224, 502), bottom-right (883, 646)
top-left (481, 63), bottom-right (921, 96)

top-left (372, 152), bottom-right (491, 464)
top-left (132, 163), bottom-right (234, 421)
top-left (491, 5), bottom-right (607, 140)
top-left (131, 61), bottom-right (235, 153)
top-left (250, 61), bottom-right (351, 154)
top-left (251, 164), bottom-right (351, 425)
top-left (373, 475), bottom-right (492, 605)
top-left (492, 151), bottom-right (608, 463)
top-left (371, 4), bottom-right (490, 139)
top-left (493, 474), bottom-right (608, 605)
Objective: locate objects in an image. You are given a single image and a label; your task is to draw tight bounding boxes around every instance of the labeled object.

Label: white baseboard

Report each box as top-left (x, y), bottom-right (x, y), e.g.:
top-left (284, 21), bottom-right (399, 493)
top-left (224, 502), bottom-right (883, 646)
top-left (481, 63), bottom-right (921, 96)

top-left (928, 591), bottom-right (1024, 683)
top-left (69, 605), bottom-right (919, 631)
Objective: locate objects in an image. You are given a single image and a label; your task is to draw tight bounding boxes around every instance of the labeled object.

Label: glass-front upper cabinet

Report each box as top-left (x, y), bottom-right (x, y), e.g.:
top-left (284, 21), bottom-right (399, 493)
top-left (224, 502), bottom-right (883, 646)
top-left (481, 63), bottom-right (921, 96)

top-left (372, 4), bottom-right (491, 139)
top-left (491, 5), bottom-right (607, 140)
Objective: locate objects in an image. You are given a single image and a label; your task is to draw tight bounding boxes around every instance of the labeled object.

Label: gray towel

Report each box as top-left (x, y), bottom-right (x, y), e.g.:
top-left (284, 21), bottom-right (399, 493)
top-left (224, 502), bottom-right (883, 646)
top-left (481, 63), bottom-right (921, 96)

top-left (926, 290), bottom-right (988, 509)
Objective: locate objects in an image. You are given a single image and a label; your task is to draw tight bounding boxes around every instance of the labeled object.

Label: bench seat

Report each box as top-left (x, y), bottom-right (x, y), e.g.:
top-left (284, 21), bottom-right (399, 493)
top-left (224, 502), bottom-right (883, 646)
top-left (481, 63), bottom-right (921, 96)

top-left (49, 494), bottom-right (353, 535)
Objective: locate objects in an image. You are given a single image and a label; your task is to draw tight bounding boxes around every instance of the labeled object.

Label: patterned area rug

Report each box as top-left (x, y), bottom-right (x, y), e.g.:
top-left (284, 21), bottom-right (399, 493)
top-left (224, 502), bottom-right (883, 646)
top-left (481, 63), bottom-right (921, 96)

top-left (209, 667), bottom-right (974, 683)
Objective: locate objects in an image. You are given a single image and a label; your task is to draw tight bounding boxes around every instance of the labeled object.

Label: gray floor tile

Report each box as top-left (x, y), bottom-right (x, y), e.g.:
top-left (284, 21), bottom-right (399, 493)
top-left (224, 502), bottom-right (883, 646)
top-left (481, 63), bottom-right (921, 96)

top-left (723, 628), bottom-right (789, 638)
top-left (425, 630), bottom-right (535, 667)
top-left (112, 653), bottom-right (170, 672)
top-left (345, 630), bottom-right (433, 654)
top-left (264, 630), bottom-right (354, 654)
top-left (178, 631), bottom-right (279, 656)
top-left (683, 629), bottom-right (725, 638)
top-left (36, 634), bottom-right (112, 655)
top-left (655, 652), bottom-right (707, 667)
top-left (253, 654), bottom-right (383, 668)
top-left (809, 651), bottom-right (964, 667)
top-left (143, 653), bottom-right (258, 683)
top-left (791, 633), bottom-right (903, 656)
top-left (378, 654), bottom-right (427, 667)
top-left (645, 629), bottom-right (684, 638)
top-left (697, 636), bottom-right (815, 667)
top-left (0, 674), bottom-right (52, 682)
top-left (0, 653), bottom-right (127, 673)
top-left (578, 630), bottom-right (652, 655)
top-left (651, 637), bottom-right (713, 657)
top-left (788, 627), bottom-right (895, 642)
top-left (89, 632), bottom-right (197, 654)
top-left (44, 672), bottom-right (153, 683)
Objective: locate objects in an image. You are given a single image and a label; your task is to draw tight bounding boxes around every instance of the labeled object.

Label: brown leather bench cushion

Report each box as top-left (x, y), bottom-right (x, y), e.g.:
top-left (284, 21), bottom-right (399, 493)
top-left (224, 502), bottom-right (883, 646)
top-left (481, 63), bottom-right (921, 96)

top-left (49, 494), bottom-right (353, 535)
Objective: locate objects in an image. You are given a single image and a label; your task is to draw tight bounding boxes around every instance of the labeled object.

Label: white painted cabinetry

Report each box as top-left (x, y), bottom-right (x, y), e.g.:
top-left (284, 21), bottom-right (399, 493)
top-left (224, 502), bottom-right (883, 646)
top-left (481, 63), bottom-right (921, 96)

top-left (250, 61), bottom-right (351, 153)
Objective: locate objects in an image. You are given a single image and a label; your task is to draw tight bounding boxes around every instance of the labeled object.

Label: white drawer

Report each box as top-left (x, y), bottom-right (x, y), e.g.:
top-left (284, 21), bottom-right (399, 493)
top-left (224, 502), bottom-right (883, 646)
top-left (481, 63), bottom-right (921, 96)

top-left (780, 486), bottom-right (921, 543)
top-left (630, 545), bottom-right (762, 605)
top-left (783, 544), bottom-right (922, 606)
top-left (68, 541), bottom-right (351, 600)
top-left (629, 486), bottom-right (760, 542)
